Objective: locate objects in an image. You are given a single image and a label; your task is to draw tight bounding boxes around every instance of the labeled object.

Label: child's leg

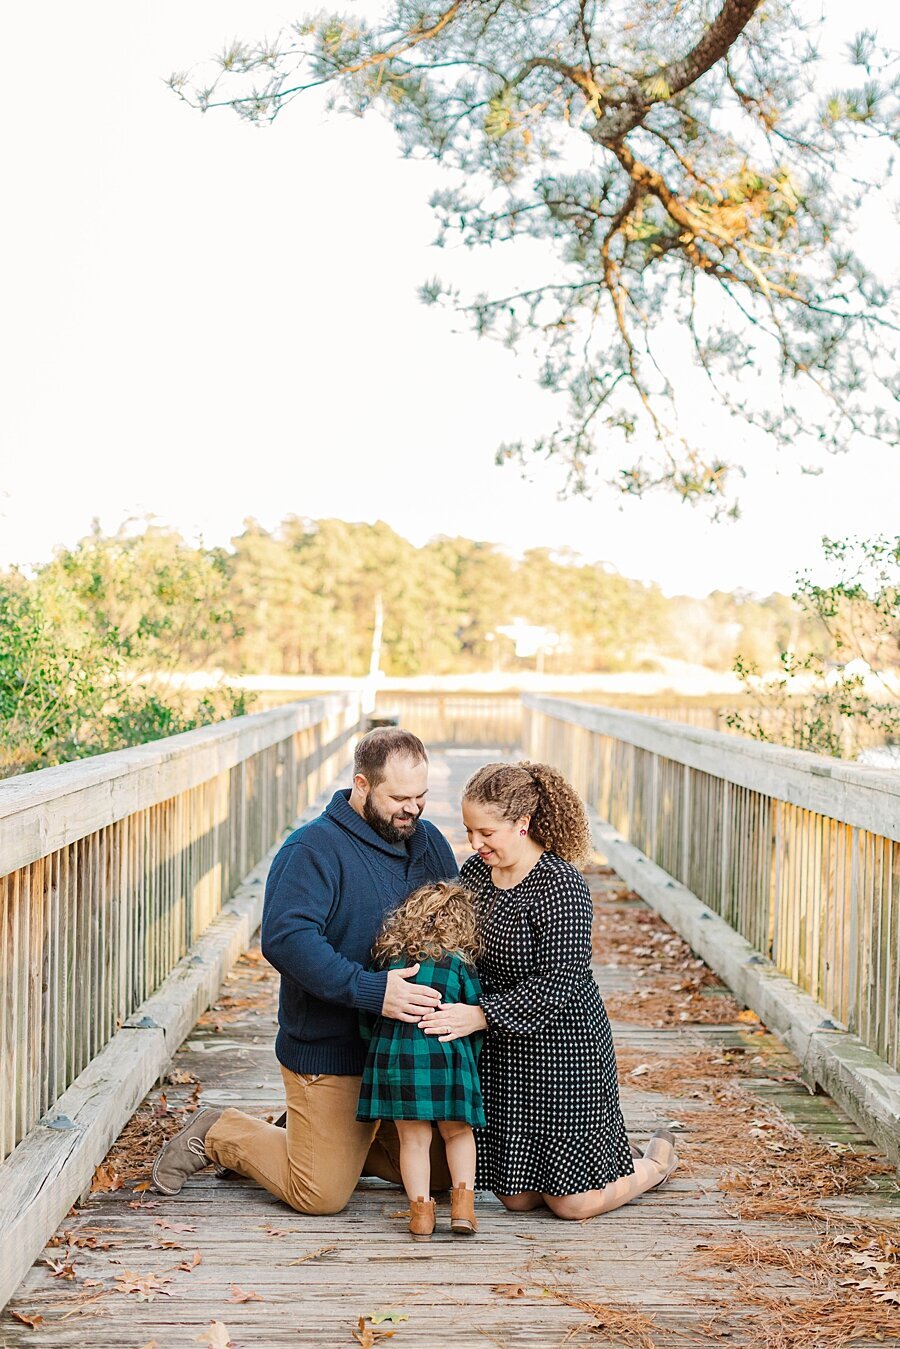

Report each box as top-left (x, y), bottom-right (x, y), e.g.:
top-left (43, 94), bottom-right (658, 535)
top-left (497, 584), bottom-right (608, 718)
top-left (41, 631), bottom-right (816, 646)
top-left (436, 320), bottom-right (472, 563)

top-left (436, 1121), bottom-right (476, 1189)
top-left (395, 1120), bottom-right (434, 1201)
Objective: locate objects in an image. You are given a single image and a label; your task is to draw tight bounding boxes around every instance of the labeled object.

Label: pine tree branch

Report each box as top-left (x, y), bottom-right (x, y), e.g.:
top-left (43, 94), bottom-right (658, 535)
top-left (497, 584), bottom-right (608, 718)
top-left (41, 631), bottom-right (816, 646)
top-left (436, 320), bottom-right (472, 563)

top-left (593, 0), bottom-right (765, 144)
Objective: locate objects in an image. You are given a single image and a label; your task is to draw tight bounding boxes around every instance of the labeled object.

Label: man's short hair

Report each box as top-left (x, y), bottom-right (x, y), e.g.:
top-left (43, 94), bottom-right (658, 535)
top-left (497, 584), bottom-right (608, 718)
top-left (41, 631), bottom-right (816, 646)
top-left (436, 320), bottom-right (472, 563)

top-left (354, 727), bottom-right (428, 788)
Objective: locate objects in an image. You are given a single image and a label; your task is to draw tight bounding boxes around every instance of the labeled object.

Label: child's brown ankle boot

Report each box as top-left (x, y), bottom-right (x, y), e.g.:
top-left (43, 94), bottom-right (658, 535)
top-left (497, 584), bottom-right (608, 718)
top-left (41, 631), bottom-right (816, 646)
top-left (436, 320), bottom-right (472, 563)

top-left (450, 1182), bottom-right (477, 1234)
top-left (409, 1196), bottom-right (436, 1238)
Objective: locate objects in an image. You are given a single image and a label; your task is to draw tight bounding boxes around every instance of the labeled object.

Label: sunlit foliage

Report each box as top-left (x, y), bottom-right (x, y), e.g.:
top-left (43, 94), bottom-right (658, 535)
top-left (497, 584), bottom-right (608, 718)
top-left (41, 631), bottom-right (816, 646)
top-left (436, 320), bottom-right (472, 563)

top-left (172, 2), bottom-right (898, 510)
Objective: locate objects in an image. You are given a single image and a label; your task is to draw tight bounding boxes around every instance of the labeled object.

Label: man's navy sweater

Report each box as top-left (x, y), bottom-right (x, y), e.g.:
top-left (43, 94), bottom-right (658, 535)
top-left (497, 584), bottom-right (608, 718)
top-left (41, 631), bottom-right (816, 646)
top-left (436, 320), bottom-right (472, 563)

top-left (260, 789), bottom-right (458, 1075)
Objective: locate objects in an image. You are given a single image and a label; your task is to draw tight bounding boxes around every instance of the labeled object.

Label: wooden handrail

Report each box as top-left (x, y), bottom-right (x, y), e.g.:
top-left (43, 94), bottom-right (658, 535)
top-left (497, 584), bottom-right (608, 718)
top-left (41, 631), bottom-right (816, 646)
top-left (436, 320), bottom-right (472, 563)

top-left (522, 695), bottom-right (900, 840)
top-left (523, 694), bottom-right (900, 1072)
top-left (0, 694), bottom-right (362, 1161)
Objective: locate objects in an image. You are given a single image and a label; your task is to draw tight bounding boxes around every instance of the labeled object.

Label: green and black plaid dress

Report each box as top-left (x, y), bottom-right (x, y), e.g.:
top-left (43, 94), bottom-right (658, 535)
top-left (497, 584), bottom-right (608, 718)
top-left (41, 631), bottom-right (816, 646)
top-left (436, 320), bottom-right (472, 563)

top-left (357, 955), bottom-right (486, 1126)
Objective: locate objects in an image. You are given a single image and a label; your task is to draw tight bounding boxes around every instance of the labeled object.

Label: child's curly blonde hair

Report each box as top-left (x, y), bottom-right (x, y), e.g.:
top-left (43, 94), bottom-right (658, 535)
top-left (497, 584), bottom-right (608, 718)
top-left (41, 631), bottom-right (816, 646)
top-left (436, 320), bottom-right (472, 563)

top-left (372, 880), bottom-right (481, 967)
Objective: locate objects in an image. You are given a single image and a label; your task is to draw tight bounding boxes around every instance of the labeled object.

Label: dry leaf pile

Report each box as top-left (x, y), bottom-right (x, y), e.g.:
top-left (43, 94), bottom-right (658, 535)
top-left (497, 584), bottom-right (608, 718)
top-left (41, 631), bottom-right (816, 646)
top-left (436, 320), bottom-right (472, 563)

top-left (196, 989), bottom-right (272, 1032)
top-left (581, 861), bottom-right (619, 878)
top-left (613, 1038), bottom-right (899, 1343)
top-left (698, 1228), bottom-right (900, 1306)
top-left (196, 951), bottom-right (277, 1031)
top-left (99, 1083), bottom-right (203, 1191)
top-left (616, 1043), bottom-right (893, 1219)
top-left (547, 1289), bottom-right (659, 1348)
top-left (715, 1282), bottom-right (900, 1348)
top-left (594, 903), bottom-right (742, 1026)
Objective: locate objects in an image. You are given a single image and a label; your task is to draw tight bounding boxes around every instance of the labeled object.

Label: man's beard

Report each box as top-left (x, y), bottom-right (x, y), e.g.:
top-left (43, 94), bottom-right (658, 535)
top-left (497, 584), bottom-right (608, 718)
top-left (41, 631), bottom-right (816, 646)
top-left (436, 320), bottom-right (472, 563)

top-left (362, 795), bottom-right (421, 845)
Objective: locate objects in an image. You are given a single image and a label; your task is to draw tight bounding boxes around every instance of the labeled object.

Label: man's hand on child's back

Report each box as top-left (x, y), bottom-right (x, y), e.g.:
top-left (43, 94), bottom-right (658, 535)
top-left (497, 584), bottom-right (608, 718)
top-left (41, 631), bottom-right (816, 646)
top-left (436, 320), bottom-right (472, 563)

top-left (382, 963), bottom-right (442, 1022)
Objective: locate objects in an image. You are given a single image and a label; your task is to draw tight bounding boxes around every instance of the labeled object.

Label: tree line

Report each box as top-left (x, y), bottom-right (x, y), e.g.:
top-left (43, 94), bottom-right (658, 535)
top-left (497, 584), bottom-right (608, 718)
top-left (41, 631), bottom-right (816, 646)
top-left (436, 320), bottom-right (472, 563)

top-left (3, 517), bottom-right (894, 776)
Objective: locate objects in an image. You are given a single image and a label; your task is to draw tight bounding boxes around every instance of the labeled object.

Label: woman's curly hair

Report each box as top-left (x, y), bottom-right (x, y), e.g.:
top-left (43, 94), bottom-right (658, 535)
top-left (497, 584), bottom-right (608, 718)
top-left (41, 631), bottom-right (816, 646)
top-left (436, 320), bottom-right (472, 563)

top-left (462, 760), bottom-right (592, 866)
top-left (372, 881), bottom-right (482, 967)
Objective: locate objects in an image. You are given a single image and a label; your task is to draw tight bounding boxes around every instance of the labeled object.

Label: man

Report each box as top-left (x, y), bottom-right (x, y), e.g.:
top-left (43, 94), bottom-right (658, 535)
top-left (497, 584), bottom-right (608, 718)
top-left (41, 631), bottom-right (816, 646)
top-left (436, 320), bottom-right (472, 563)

top-left (152, 727), bottom-right (457, 1212)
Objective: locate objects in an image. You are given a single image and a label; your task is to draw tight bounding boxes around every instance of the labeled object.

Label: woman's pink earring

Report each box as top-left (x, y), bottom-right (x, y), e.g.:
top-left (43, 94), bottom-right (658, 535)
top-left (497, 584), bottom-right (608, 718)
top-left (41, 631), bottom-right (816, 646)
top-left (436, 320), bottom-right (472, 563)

top-left (520, 829), bottom-right (527, 835)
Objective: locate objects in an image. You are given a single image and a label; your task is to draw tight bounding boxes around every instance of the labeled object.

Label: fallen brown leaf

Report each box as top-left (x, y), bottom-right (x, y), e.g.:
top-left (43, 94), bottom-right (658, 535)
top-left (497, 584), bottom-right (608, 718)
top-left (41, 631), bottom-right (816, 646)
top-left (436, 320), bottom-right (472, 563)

top-left (67, 1228), bottom-right (114, 1250)
top-left (155, 1219), bottom-right (196, 1233)
top-left (178, 1251), bottom-right (203, 1272)
top-left (352, 1316), bottom-right (395, 1347)
top-left (239, 947), bottom-right (267, 963)
top-left (228, 1284), bottom-right (263, 1302)
top-left (493, 1284), bottom-right (527, 1298)
top-left (45, 1254), bottom-right (77, 1280)
top-left (90, 1164), bottom-right (123, 1194)
top-left (193, 1323), bottom-right (232, 1349)
top-left (114, 1269), bottom-right (172, 1301)
top-left (9, 1310), bottom-right (44, 1328)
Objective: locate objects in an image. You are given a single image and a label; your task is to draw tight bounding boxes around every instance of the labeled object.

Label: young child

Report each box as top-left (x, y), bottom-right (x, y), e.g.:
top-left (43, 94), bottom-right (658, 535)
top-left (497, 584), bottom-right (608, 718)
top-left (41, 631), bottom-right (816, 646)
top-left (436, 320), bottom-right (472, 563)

top-left (357, 880), bottom-right (485, 1239)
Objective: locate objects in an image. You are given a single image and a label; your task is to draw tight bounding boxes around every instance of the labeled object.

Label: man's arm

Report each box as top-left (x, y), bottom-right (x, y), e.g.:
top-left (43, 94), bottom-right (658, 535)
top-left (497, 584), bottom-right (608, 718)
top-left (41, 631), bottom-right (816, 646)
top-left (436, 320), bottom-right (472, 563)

top-left (261, 843), bottom-right (387, 1012)
top-left (261, 841), bottom-right (441, 1021)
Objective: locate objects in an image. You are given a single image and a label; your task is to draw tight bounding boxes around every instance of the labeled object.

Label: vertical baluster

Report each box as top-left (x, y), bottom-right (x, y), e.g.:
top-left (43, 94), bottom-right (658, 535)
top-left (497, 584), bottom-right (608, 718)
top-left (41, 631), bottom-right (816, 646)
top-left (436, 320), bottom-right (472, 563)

top-left (0, 874), bottom-right (15, 1157)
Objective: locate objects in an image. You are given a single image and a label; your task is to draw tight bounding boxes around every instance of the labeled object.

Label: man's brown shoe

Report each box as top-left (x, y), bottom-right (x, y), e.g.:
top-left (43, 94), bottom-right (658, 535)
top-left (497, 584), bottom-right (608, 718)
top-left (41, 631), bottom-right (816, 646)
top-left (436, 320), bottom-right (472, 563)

top-left (151, 1107), bottom-right (223, 1195)
top-left (450, 1182), bottom-right (477, 1235)
top-left (408, 1196), bottom-right (436, 1239)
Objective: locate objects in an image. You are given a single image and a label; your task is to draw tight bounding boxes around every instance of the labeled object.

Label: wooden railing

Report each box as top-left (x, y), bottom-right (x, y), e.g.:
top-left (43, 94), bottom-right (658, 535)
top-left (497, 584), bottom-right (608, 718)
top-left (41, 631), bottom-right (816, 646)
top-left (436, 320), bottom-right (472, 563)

top-left (0, 694), bottom-right (361, 1163)
top-left (373, 692), bottom-right (523, 748)
top-left (523, 695), bottom-right (900, 1073)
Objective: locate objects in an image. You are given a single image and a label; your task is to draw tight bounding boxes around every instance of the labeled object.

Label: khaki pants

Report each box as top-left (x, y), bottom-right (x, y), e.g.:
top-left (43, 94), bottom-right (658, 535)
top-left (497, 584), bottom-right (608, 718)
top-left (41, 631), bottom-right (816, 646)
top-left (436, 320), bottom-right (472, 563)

top-left (205, 1066), bottom-right (451, 1215)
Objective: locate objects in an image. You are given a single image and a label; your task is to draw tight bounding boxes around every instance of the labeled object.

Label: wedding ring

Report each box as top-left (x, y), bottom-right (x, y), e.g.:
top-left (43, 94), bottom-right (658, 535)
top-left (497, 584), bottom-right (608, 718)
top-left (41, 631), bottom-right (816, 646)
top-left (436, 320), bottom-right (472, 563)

top-left (445, 1025), bottom-right (451, 1035)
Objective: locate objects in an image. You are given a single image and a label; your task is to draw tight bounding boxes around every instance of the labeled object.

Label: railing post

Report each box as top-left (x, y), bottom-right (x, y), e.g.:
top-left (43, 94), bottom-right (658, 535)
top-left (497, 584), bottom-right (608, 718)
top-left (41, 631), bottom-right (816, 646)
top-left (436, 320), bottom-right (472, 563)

top-left (848, 827), bottom-right (860, 1035)
top-left (651, 754), bottom-right (660, 864)
top-left (681, 762), bottom-right (692, 889)
top-left (720, 779), bottom-right (730, 917)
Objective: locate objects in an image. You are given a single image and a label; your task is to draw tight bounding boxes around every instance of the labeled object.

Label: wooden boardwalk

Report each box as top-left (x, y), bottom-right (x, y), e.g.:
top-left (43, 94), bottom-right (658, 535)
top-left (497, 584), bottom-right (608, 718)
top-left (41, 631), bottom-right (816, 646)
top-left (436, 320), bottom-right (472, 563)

top-left (2, 750), bottom-right (898, 1348)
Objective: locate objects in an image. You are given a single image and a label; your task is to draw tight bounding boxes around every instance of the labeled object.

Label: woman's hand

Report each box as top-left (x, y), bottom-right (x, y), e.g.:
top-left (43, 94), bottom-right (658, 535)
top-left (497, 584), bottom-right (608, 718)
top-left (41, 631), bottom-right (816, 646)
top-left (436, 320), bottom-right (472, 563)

top-left (419, 1001), bottom-right (488, 1043)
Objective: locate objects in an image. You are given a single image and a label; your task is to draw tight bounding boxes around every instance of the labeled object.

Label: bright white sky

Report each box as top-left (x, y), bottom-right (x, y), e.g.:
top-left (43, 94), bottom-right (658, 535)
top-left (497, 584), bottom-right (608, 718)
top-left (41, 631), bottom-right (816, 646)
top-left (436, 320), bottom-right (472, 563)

top-left (1, 1), bottom-right (898, 597)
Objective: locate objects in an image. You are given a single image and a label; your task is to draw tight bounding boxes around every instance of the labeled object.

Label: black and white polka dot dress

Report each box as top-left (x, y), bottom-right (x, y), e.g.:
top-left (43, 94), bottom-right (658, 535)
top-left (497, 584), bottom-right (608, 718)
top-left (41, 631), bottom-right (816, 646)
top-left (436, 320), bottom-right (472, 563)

top-left (461, 851), bottom-right (635, 1197)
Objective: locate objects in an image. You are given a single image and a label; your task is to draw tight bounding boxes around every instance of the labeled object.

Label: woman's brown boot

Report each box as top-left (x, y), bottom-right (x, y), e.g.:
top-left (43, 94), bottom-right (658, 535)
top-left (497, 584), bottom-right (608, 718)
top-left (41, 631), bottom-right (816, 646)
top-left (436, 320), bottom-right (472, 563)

top-left (409, 1196), bottom-right (436, 1239)
top-left (450, 1182), bottom-right (477, 1235)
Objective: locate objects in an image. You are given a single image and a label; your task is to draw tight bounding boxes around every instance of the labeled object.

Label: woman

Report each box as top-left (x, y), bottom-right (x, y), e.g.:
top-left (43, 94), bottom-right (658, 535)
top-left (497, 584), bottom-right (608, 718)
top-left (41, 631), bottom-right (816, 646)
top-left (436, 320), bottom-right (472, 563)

top-left (419, 760), bottom-right (676, 1220)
